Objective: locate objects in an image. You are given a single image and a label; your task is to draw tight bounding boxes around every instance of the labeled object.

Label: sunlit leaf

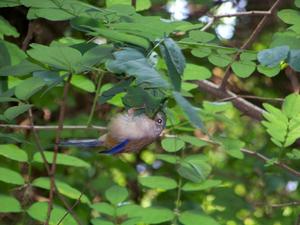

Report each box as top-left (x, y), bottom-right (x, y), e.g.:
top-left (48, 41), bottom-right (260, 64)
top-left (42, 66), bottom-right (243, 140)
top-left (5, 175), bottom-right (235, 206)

top-left (139, 176), bottom-right (177, 190)
top-left (0, 195), bottom-right (22, 213)
top-left (0, 144), bottom-right (28, 162)
top-left (0, 167), bottom-right (24, 185)
top-left (105, 185), bottom-right (128, 205)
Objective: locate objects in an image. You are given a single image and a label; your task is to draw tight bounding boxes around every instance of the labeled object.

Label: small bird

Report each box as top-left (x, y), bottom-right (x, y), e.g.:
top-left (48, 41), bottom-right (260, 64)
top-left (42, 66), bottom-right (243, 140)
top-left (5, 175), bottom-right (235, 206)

top-left (59, 110), bottom-right (166, 154)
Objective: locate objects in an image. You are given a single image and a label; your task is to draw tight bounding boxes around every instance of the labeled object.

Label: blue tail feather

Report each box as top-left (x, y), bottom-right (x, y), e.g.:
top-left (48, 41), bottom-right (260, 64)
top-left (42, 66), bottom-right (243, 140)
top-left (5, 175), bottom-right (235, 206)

top-left (100, 139), bottom-right (129, 154)
top-left (59, 139), bottom-right (102, 148)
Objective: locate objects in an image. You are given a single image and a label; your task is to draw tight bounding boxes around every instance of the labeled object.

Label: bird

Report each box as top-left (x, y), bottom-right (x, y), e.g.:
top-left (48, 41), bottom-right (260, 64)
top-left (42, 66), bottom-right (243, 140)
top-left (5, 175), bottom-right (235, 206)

top-left (59, 110), bottom-right (166, 154)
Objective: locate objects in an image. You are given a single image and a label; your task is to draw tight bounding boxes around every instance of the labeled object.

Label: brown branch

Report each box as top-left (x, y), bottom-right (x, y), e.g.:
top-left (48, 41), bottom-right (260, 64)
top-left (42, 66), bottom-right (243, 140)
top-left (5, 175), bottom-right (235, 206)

top-left (46, 74), bottom-right (72, 225)
top-left (27, 109), bottom-right (51, 174)
top-left (131, 0), bottom-right (136, 8)
top-left (241, 148), bottom-right (300, 177)
top-left (22, 22), bottom-right (34, 51)
top-left (0, 124), bottom-right (106, 130)
top-left (166, 134), bottom-right (300, 178)
top-left (286, 67), bottom-right (300, 93)
top-left (219, 0), bottom-right (283, 90)
top-left (202, 11), bottom-right (271, 32)
top-left (214, 10), bottom-right (271, 18)
top-left (217, 95), bottom-right (284, 102)
top-left (56, 191), bottom-right (84, 225)
top-left (196, 80), bottom-right (265, 121)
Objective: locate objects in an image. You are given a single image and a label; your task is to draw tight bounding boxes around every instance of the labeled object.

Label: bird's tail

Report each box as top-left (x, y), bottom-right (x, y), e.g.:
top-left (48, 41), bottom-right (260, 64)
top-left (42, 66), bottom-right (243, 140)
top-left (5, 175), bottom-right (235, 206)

top-left (59, 139), bottom-right (103, 148)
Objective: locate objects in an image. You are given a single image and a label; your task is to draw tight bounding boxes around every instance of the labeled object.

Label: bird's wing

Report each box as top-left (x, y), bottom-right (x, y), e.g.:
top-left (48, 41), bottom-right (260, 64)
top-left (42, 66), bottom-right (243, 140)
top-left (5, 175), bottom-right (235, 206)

top-left (99, 139), bottom-right (129, 154)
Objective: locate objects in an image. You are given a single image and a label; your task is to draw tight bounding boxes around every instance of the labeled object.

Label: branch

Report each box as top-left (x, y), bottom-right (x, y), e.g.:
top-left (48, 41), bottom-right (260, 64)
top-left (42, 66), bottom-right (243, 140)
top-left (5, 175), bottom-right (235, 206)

top-left (241, 148), bottom-right (300, 177)
top-left (201, 11), bottom-right (271, 32)
top-left (0, 124), bottom-right (106, 130)
top-left (219, 0), bottom-right (283, 90)
top-left (27, 109), bottom-right (51, 174)
top-left (46, 74), bottom-right (72, 225)
top-left (196, 80), bottom-right (265, 121)
top-left (214, 10), bottom-right (271, 19)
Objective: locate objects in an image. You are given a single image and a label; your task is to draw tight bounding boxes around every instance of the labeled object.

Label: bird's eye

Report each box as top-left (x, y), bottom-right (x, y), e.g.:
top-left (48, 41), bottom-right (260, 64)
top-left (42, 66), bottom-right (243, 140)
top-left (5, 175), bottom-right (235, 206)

top-left (156, 118), bottom-right (163, 124)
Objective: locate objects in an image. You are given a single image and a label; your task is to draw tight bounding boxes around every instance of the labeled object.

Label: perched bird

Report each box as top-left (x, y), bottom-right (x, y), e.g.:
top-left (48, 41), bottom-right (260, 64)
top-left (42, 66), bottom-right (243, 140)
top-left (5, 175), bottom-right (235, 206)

top-left (59, 110), bottom-right (166, 154)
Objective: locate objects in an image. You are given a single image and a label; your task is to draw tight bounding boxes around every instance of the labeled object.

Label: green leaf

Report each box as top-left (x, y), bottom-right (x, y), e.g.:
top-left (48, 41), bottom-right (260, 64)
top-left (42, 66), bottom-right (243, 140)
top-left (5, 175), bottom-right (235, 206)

top-left (91, 218), bottom-right (114, 225)
top-left (191, 47), bottom-right (212, 58)
top-left (122, 86), bottom-right (164, 117)
top-left (15, 76), bottom-right (46, 100)
top-left (189, 30), bottom-right (215, 43)
top-left (257, 46), bottom-right (289, 67)
top-left (208, 54), bottom-right (232, 67)
top-left (0, 59), bottom-right (45, 77)
top-left (99, 79), bottom-right (132, 104)
top-left (156, 154), bottom-right (179, 164)
top-left (4, 104), bottom-right (32, 121)
top-left (106, 48), bottom-right (169, 88)
top-left (231, 60), bottom-right (256, 78)
top-left (180, 135), bottom-right (208, 147)
top-left (78, 44), bottom-right (113, 73)
top-left (0, 0), bottom-right (20, 7)
top-left (134, 207), bottom-right (174, 224)
top-left (177, 156), bottom-right (211, 183)
top-left (183, 64), bottom-right (211, 80)
top-left (105, 185), bottom-right (128, 205)
top-left (288, 49), bottom-right (300, 72)
top-left (0, 144), bottom-right (28, 162)
top-left (106, 0), bottom-right (151, 11)
top-left (161, 138), bottom-right (185, 152)
top-left (91, 28), bottom-right (150, 49)
top-left (0, 16), bottom-right (19, 39)
top-left (91, 202), bottom-right (115, 216)
top-left (287, 149), bottom-right (300, 159)
top-left (278, 9), bottom-right (300, 25)
top-left (32, 177), bottom-right (91, 204)
top-left (27, 202), bottom-right (77, 225)
top-left (173, 91), bottom-right (205, 130)
top-left (218, 137), bottom-right (245, 159)
top-left (71, 75), bottom-right (95, 93)
top-left (182, 179), bottom-right (222, 191)
top-left (27, 44), bottom-right (82, 72)
top-left (179, 211), bottom-right (220, 225)
top-left (33, 151), bottom-right (90, 168)
top-left (160, 38), bottom-right (185, 91)
top-left (0, 96), bottom-right (19, 102)
top-left (240, 51), bottom-right (257, 61)
top-left (257, 64), bottom-right (280, 77)
top-left (0, 195), bottom-right (22, 213)
top-left (139, 176), bottom-right (177, 190)
top-left (116, 204), bottom-right (142, 217)
top-left (282, 93), bottom-right (300, 118)
top-left (0, 167), bottom-right (24, 185)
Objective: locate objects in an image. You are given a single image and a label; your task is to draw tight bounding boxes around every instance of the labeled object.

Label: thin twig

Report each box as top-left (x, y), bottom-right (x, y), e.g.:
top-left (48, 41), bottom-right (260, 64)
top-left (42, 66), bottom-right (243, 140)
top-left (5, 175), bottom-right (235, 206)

top-left (46, 74), bottom-right (73, 225)
top-left (27, 109), bottom-right (51, 174)
top-left (219, 0), bottom-right (283, 90)
top-left (165, 134), bottom-right (300, 178)
top-left (197, 80), bottom-right (265, 121)
top-left (87, 72), bottom-right (104, 126)
top-left (240, 148), bottom-right (300, 177)
top-left (56, 191), bottom-right (84, 225)
top-left (22, 22), bottom-right (34, 51)
top-left (217, 95), bottom-right (284, 102)
top-left (131, 0), bottom-right (136, 8)
top-left (214, 10), bottom-right (271, 18)
top-left (0, 124), bottom-right (106, 130)
top-left (286, 67), bottom-right (300, 93)
top-left (201, 17), bottom-right (215, 31)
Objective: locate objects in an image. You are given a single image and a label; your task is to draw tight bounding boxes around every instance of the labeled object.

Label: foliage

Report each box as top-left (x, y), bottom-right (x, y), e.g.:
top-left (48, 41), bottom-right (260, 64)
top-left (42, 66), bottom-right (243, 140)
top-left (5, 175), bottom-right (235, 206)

top-left (0, 0), bottom-right (300, 225)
